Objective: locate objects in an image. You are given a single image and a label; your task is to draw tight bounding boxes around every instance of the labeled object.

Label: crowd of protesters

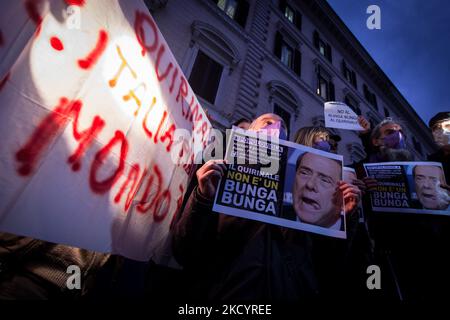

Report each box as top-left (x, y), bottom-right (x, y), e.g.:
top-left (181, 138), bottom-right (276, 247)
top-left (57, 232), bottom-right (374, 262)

top-left (0, 110), bottom-right (449, 301)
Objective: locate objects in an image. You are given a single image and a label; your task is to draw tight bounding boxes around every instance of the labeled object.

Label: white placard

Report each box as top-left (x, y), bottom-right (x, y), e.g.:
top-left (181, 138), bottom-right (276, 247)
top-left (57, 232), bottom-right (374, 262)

top-left (324, 101), bottom-right (364, 131)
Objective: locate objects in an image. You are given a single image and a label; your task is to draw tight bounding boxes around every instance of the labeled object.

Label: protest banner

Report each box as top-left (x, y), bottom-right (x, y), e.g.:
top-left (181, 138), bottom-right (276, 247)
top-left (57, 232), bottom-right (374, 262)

top-left (213, 128), bottom-right (346, 239)
top-left (364, 162), bottom-right (450, 216)
top-left (324, 101), bottom-right (364, 131)
top-left (0, 0), bottom-right (211, 262)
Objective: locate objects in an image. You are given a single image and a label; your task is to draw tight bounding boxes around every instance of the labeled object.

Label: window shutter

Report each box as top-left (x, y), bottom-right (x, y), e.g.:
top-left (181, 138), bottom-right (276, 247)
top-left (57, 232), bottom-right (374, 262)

top-left (274, 32), bottom-right (282, 59)
top-left (329, 82), bottom-right (335, 101)
top-left (235, 0), bottom-right (249, 28)
top-left (293, 49), bottom-right (301, 76)
top-left (294, 11), bottom-right (302, 30)
top-left (313, 30), bottom-right (319, 49)
top-left (189, 51), bottom-right (223, 105)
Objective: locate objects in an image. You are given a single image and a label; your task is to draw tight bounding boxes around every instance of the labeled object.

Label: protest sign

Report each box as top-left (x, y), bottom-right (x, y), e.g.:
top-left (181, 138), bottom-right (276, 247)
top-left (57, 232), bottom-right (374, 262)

top-left (0, 0), bottom-right (211, 262)
top-left (364, 162), bottom-right (450, 216)
top-left (213, 128), bottom-right (346, 239)
top-left (324, 101), bottom-right (364, 131)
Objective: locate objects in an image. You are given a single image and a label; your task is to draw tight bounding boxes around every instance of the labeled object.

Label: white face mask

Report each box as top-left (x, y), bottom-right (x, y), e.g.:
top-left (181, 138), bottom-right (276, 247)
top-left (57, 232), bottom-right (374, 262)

top-left (432, 120), bottom-right (450, 147)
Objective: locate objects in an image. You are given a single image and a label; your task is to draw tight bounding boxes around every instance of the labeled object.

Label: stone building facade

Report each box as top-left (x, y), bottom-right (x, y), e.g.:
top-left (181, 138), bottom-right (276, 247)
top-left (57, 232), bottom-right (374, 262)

top-left (148, 0), bottom-right (435, 165)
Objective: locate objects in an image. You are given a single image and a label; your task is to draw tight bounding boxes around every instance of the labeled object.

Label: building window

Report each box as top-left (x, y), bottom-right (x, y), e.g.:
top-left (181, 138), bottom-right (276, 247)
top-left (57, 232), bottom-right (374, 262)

top-left (363, 84), bottom-right (378, 109)
top-left (284, 5), bottom-right (294, 23)
top-left (189, 50), bottom-right (223, 104)
top-left (345, 95), bottom-right (361, 115)
top-left (313, 30), bottom-right (332, 63)
top-left (384, 107), bottom-right (390, 118)
top-left (319, 40), bottom-right (326, 56)
top-left (267, 80), bottom-right (300, 135)
top-left (318, 77), bottom-right (328, 100)
top-left (217, 0), bottom-right (237, 18)
top-left (274, 32), bottom-right (301, 76)
top-left (342, 60), bottom-right (357, 88)
top-left (279, 0), bottom-right (302, 30)
top-left (316, 66), bottom-right (334, 101)
top-left (274, 103), bottom-right (291, 138)
top-left (213, 0), bottom-right (249, 27)
top-left (281, 45), bottom-right (293, 68)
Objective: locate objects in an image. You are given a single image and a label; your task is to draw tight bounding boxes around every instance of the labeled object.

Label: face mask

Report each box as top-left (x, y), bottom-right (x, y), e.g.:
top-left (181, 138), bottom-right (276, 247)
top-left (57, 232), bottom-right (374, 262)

top-left (259, 121), bottom-right (287, 140)
top-left (383, 131), bottom-right (406, 150)
top-left (313, 140), bottom-right (331, 152)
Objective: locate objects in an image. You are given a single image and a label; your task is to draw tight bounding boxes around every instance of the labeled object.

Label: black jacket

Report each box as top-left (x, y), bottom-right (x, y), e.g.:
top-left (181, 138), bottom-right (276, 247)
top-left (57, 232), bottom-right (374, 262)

top-left (428, 148), bottom-right (450, 183)
top-left (172, 187), bottom-right (319, 301)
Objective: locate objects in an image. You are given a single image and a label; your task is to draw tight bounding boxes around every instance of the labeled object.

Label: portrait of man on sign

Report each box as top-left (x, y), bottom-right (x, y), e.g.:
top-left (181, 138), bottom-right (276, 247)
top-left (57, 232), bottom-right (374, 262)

top-left (413, 165), bottom-right (450, 210)
top-left (283, 151), bottom-right (344, 231)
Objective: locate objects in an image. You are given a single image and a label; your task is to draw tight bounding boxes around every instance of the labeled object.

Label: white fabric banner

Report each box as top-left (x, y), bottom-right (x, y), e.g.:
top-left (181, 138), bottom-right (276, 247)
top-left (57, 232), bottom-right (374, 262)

top-left (0, 0), bottom-right (211, 262)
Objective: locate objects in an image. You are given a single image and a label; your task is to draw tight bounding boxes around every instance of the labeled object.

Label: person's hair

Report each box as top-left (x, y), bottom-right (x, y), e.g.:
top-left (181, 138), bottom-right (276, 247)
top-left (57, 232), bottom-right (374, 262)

top-left (232, 118), bottom-right (251, 127)
top-left (428, 111), bottom-right (450, 130)
top-left (413, 165), bottom-right (445, 184)
top-left (248, 113), bottom-right (287, 133)
top-left (370, 117), bottom-right (403, 141)
top-left (295, 152), bottom-right (341, 173)
top-left (294, 127), bottom-right (329, 147)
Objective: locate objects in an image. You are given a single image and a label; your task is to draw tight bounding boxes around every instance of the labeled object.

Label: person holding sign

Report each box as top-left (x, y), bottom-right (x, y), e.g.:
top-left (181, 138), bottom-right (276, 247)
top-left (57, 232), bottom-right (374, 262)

top-left (172, 116), bottom-right (361, 300)
top-left (369, 118), bottom-right (413, 162)
top-left (355, 117), bottom-right (449, 300)
top-left (173, 113), bottom-right (317, 301)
